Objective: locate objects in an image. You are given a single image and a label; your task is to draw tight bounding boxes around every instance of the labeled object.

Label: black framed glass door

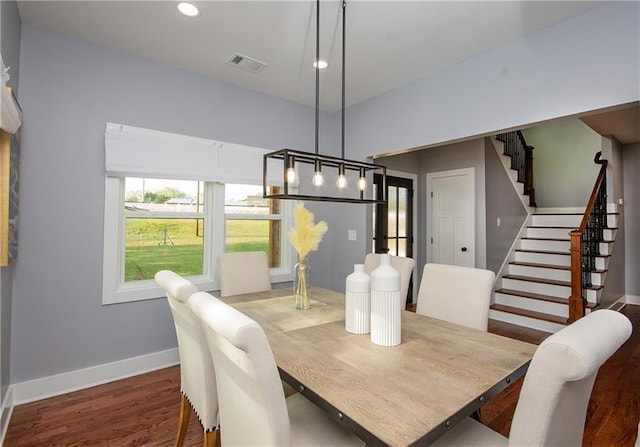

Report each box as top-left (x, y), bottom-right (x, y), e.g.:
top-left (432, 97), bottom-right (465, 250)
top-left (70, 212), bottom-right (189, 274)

top-left (373, 174), bottom-right (414, 302)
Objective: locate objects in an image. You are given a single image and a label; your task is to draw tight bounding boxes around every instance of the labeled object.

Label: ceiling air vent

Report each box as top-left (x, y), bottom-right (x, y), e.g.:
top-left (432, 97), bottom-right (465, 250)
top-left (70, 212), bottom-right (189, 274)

top-left (226, 53), bottom-right (267, 73)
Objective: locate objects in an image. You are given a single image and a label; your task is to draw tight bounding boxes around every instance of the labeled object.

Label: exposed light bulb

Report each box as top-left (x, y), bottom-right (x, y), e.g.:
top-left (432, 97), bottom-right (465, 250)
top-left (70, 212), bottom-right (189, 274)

top-left (286, 167), bottom-right (298, 184)
top-left (357, 176), bottom-right (367, 191)
top-left (336, 164), bottom-right (347, 189)
top-left (312, 171), bottom-right (325, 187)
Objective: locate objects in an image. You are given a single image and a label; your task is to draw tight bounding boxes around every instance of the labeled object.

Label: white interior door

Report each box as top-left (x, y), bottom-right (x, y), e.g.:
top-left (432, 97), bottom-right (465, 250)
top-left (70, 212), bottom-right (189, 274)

top-left (427, 168), bottom-right (475, 267)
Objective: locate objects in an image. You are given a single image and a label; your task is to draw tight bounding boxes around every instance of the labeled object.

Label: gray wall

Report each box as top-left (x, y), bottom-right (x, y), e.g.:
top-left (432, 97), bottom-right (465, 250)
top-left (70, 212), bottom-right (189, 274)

top-left (623, 143), bottom-right (640, 297)
top-left (600, 136), bottom-right (626, 307)
top-left (420, 140), bottom-right (487, 271)
top-left (484, 139), bottom-right (528, 274)
top-left (337, 1), bottom-right (639, 278)
top-left (0, 0), bottom-right (21, 401)
top-left (521, 119), bottom-right (601, 208)
top-left (12, 24), bottom-right (337, 383)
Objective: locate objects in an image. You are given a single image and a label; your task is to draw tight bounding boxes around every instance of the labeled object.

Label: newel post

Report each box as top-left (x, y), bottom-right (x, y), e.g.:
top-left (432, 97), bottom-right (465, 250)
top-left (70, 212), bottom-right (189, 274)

top-left (568, 230), bottom-right (585, 323)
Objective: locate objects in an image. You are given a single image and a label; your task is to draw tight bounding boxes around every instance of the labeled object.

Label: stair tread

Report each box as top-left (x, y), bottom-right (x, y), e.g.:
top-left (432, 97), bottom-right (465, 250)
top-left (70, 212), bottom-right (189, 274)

top-left (509, 261), bottom-right (570, 271)
top-left (495, 288), bottom-right (568, 304)
top-left (503, 274), bottom-right (570, 286)
top-left (515, 248), bottom-right (569, 256)
top-left (491, 304), bottom-right (568, 325)
top-left (533, 212), bottom-right (619, 216)
top-left (527, 225), bottom-right (618, 230)
top-left (507, 262), bottom-right (606, 274)
top-left (521, 237), bottom-right (570, 242)
top-left (515, 248), bottom-right (611, 258)
top-left (502, 274), bottom-right (604, 291)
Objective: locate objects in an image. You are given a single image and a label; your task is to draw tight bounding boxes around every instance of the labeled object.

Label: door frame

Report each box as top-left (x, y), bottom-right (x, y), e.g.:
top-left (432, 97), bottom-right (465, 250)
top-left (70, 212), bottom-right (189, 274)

top-left (426, 167), bottom-right (475, 266)
top-left (372, 169), bottom-right (418, 302)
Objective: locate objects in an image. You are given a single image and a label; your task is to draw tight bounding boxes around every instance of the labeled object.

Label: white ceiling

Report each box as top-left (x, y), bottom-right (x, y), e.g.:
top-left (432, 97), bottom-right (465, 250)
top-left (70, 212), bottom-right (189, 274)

top-left (17, 1), bottom-right (604, 112)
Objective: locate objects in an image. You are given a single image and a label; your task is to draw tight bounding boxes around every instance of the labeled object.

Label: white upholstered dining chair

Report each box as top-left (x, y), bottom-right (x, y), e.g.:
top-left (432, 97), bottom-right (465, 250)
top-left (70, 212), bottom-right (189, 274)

top-left (364, 253), bottom-right (416, 308)
top-left (189, 291), bottom-right (365, 447)
top-left (218, 251), bottom-right (271, 297)
top-left (415, 263), bottom-right (495, 331)
top-left (430, 309), bottom-right (632, 446)
top-left (154, 270), bottom-right (219, 447)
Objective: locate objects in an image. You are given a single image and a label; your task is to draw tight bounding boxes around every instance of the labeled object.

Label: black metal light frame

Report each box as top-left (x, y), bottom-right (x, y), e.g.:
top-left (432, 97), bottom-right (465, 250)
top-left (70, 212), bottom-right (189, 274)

top-left (263, 0), bottom-right (387, 205)
top-left (263, 148), bottom-right (386, 204)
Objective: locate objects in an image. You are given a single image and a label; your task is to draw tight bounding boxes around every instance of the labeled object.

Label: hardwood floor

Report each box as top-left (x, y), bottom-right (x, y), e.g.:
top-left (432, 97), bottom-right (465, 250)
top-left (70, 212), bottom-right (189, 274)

top-left (5, 305), bottom-right (640, 446)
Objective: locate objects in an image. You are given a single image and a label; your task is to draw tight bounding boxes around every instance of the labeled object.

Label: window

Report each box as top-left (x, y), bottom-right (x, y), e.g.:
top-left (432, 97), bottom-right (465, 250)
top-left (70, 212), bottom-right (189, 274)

top-left (102, 122), bottom-right (292, 304)
top-left (224, 185), bottom-right (282, 268)
top-left (103, 178), bottom-right (292, 304)
top-left (123, 178), bottom-right (206, 281)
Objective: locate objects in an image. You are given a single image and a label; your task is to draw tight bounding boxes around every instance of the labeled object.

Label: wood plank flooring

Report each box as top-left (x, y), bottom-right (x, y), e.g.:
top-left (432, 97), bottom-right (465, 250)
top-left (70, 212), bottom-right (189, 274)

top-left (5, 305), bottom-right (640, 446)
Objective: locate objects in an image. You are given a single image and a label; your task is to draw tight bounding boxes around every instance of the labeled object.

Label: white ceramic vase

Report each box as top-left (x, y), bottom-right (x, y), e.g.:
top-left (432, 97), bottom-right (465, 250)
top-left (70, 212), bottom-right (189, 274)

top-left (370, 254), bottom-right (402, 346)
top-left (345, 264), bottom-right (370, 334)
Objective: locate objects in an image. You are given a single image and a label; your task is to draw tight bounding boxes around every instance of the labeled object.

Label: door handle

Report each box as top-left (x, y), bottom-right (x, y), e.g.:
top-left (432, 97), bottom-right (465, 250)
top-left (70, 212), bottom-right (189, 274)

top-left (461, 247), bottom-right (468, 252)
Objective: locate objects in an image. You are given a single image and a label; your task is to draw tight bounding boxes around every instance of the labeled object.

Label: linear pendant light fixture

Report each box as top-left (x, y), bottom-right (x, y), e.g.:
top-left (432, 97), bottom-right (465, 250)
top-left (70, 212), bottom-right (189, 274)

top-left (263, 0), bottom-right (386, 204)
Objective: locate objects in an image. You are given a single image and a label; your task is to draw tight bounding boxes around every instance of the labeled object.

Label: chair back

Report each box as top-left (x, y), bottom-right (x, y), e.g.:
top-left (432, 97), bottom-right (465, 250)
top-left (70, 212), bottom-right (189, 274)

top-left (364, 254), bottom-right (416, 307)
top-left (219, 251), bottom-right (272, 297)
top-left (154, 270), bottom-right (218, 432)
top-left (509, 309), bottom-right (631, 446)
top-left (189, 291), bottom-right (292, 446)
top-left (415, 263), bottom-right (494, 331)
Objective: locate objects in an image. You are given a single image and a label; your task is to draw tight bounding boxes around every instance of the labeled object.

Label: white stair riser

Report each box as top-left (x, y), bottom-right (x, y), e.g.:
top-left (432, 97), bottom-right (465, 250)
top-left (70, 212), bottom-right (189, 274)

top-left (494, 293), bottom-right (568, 317)
top-left (600, 242), bottom-right (613, 255)
top-left (521, 239), bottom-right (570, 251)
top-left (515, 251), bottom-right (570, 266)
top-left (515, 251), bottom-right (607, 270)
top-left (509, 264), bottom-right (570, 282)
top-left (520, 238), bottom-right (612, 254)
top-left (585, 288), bottom-right (599, 304)
top-left (502, 278), bottom-right (569, 297)
top-left (526, 228), bottom-right (616, 240)
top-left (489, 309), bottom-right (566, 333)
top-left (590, 271), bottom-right (605, 287)
top-left (532, 214), bottom-right (618, 228)
top-left (532, 214), bottom-right (582, 227)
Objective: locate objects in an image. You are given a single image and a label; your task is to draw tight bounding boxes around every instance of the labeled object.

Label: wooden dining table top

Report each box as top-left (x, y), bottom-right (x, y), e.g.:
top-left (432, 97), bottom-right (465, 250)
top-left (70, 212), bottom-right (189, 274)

top-left (221, 286), bottom-right (537, 447)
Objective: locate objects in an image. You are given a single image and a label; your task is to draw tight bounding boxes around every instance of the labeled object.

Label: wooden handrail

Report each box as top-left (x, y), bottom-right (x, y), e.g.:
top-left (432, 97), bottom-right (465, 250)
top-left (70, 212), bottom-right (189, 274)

top-left (568, 152), bottom-right (608, 323)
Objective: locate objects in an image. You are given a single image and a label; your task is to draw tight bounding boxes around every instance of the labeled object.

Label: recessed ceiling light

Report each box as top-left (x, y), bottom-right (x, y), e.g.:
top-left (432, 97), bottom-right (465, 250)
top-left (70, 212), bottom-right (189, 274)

top-left (177, 2), bottom-right (199, 17)
top-left (313, 60), bottom-right (328, 69)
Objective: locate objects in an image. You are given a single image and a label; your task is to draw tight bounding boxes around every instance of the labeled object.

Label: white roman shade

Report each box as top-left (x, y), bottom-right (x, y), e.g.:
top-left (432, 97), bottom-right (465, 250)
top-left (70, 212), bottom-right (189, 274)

top-left (104, 122), bottom-right (277, 184)
top-left (0, 55), bottom-right (22, 134)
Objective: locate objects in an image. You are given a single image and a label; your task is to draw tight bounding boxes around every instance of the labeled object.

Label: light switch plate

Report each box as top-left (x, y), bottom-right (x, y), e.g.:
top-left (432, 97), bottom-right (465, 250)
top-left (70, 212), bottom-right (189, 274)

top-left (348, 230), bottom-right (357, 241)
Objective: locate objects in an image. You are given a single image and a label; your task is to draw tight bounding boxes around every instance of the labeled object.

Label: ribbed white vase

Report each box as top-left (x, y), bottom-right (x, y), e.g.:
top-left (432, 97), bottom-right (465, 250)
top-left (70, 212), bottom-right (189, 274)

top-left (345, 264), bottom-right (370, 334)
top-left (370, 254), bottom-right (402, 346)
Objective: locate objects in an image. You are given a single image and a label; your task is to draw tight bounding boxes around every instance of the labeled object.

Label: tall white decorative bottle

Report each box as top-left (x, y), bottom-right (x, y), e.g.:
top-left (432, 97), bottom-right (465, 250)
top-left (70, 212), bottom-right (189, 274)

top-left (345, 264), bottom-right (370, 334)
top-left (370, 254), bottom-right (402, 346)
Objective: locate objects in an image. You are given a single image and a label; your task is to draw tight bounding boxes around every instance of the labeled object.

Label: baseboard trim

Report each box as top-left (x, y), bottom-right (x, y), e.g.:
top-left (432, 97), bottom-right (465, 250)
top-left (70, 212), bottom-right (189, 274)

top-left (0, 386), bottom-right (14, 446)
top-left (625, 295), bottom-right (640, 305)
top-left (10, 348), bottom-right (179, 406)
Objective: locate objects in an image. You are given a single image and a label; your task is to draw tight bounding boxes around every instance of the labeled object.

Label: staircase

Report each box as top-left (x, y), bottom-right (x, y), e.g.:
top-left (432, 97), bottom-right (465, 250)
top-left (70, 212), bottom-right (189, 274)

top-left (489, 134), bottom-right (618, 334)
top-left (489, 208), bottom-right (618, 333)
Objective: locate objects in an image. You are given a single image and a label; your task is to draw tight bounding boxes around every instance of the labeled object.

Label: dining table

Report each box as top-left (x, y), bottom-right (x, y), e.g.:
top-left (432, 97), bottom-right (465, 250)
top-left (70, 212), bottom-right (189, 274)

top-left (221, 286), bottom-right (537, 446)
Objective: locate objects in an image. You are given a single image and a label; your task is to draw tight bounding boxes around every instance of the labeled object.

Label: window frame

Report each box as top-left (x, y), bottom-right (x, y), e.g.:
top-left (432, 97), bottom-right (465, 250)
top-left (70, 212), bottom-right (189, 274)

top-left (102, 178), bottom-right (293, 305)
top-left (219, 183), bottom-right (294, 283)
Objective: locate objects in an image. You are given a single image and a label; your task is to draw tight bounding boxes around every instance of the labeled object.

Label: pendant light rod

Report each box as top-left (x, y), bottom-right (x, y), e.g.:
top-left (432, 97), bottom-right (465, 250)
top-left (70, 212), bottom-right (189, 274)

top-left (341, 0), bottom-right (346, 160)
top-left (262, 0), bottom-right (387, 204)
top-left (315, 0), bottom-right (320, 155)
